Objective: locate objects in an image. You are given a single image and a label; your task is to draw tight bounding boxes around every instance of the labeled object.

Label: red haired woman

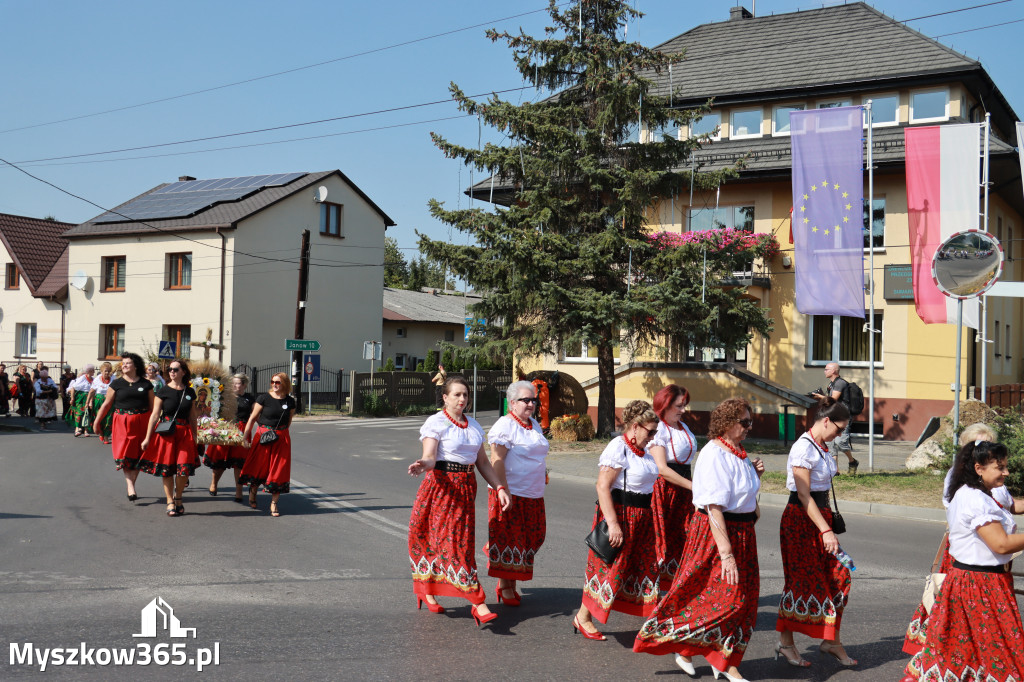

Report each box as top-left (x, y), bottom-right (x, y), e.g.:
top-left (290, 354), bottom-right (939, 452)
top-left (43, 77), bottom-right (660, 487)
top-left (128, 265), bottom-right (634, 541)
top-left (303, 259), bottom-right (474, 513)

top-left (240, 372), bottom-right (296, 517)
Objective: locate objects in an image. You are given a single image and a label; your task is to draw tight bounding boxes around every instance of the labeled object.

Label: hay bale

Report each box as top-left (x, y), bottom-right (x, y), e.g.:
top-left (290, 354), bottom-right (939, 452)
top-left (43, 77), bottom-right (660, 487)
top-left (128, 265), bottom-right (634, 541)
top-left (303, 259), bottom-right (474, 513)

top-left (550, 414), bottom-right (596, 442)
top-left (522, 370), bottom-right (588, 419)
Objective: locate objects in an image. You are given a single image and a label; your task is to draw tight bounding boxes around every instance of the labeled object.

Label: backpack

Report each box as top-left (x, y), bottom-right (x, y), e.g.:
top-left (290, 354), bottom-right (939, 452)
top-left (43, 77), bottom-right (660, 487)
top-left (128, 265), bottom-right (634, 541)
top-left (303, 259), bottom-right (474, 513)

top-left (843, 381), bottom-right (864, 416)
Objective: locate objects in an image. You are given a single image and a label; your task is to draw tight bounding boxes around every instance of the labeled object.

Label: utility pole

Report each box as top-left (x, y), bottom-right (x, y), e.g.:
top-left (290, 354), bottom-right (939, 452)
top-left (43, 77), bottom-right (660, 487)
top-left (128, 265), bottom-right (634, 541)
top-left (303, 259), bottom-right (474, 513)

top-left (292, 229), bottom-right (311, 409)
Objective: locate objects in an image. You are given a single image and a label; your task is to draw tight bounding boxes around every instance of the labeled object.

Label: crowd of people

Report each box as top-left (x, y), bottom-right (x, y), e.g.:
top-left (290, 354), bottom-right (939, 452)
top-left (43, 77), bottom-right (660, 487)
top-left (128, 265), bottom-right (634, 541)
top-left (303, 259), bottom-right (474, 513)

top-left (406, 378), bottom-right (1023, 682)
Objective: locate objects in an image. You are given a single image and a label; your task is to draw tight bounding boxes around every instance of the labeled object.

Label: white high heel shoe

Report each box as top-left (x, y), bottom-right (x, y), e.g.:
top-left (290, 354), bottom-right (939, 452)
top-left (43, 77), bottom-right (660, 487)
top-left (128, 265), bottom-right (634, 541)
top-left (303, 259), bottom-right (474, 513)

top-left (673, 653), bottom-right (696, 675)
top-left (710, 664), bottom-right (749, 682)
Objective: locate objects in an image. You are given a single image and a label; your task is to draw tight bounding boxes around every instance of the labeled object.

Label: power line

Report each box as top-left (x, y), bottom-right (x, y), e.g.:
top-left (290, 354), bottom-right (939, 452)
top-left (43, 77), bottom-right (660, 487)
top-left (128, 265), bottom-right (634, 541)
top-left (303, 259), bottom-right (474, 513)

top-left (901, 0), bottom-right (1012, 22)
top-left (934, 17), bottom-right (1024, 37)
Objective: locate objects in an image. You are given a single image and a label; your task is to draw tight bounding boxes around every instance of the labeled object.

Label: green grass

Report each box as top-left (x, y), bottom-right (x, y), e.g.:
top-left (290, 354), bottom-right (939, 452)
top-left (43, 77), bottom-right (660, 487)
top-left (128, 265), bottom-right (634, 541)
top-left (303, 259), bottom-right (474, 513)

top-left (759, 470), bottom-right (946, 508)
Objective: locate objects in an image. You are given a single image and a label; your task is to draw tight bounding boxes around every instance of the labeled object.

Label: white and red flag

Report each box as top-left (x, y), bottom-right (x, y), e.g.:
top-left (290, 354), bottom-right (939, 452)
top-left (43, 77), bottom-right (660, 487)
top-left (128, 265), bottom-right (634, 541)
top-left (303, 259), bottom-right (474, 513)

top-left (905, 123), bottom-right (981, 326)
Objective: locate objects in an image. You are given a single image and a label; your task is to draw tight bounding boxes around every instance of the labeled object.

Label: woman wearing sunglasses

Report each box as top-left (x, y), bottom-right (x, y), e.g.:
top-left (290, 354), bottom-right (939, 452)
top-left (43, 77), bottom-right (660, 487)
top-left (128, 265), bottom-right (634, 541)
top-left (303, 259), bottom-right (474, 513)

top-left (485, 381), bottom-right (550, 607)
top-left (573, 400), bottom-right (661, 641)
top-left (649, 384), bottom-right (698, 589)
top-left (774, 396), bottom-right (855, 668)
top-left (240, 372), bottom-right (296, 517)
top-left (140, 358), bottom-right (200, 517)
top-left (635, 398), bottom-right (764, 682)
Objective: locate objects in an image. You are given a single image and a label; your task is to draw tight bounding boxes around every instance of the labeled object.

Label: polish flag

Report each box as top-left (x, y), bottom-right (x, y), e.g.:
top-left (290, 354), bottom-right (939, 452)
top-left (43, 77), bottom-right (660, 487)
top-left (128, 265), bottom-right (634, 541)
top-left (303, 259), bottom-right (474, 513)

top-left (905, 124), bottom-right (981, 327)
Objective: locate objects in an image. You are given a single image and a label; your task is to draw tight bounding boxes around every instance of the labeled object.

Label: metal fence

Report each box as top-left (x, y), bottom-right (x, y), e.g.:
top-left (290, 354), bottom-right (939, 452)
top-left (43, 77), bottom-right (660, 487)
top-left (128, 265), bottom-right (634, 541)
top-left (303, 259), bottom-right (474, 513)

top-left (234, 362), bottom-right (350, 411)
top-left (350, 370), bottom-right (513, 413)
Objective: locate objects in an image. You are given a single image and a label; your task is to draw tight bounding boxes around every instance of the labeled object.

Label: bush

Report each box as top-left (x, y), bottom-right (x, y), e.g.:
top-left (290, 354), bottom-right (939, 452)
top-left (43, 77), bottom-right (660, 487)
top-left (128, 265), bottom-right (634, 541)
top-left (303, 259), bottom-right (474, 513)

top-left (425, 350), bottom-right (438, 375)
top-left (415, 361), bottom-right (425, 372)
top-left (362, 391), bottom-right (393, 417)
top-left (550, 413), bottom-right (595, 442)
top-left (382, 357), bottom-right (396, 372)
top-left (931, 408), bottom-right (1024, 496)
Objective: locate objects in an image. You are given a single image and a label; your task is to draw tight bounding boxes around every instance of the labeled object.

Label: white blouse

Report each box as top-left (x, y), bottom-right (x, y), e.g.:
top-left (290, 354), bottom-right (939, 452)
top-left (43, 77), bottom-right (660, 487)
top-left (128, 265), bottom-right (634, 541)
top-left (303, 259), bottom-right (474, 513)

top-left (943, 467), bottom-right (1014, 510)
top-left (419, 411), bottom-right (485, 465)
top-left (651, 420), bottom-right (698, 465)
top-left (786, 435), bottom-right (837, 492)
top-left (692, 440), bottom-right (761, 514)
top-left (598, 437), bottom-right (660, 495)
top-left (90, 376), bottom-right (113, 395)
top-left (488, 415), bottom-right (549, 499)
top-left (70, 375), bottom-right (93, 392)
top-left (947, 485), bottom-right (1018, 566)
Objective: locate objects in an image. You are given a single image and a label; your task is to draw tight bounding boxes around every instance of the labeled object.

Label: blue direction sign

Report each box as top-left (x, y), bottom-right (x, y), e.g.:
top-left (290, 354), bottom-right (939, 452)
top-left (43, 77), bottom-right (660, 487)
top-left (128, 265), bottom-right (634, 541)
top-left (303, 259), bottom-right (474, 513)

top-left (158, 340), bottom-right (177, 359)
top-left (464, 317), bottom-right (486, 342)
top-left (285, 339), bottom-right (321, 352)
top-left (303, 354), bottom-right (321, 382)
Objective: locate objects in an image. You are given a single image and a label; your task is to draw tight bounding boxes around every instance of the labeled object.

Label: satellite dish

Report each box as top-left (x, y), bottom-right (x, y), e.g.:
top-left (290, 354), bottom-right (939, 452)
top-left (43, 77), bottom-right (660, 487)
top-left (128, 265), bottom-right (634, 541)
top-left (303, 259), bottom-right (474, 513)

top-left (313, 186), bottom-right (329, 203)
top-left (70, 270), bottom-right (89, 291)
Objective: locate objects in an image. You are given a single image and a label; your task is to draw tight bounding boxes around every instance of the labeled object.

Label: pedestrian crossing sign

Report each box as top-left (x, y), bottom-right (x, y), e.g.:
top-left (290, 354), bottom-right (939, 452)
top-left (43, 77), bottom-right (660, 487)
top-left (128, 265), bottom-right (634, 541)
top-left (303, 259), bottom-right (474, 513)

top-left (158, 340), bottom-right (177, 359)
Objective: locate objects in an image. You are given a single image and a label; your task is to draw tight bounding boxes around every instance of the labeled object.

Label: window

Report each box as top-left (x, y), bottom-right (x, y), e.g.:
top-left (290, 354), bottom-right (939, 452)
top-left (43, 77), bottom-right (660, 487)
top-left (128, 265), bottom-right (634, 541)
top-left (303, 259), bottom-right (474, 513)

top-left (5, 263), bottom-right (19, 289)
top-left (994, 320), bottom-right (1001, 358)
top-left (817, 100), bottom-right (852, 109)
top-left (163, 325), bottom-right (191, 359)
top-left (15, 323), bottom-right (36, 357)
top-left (562, 334), bottom-right (620, 362)
top-left (646, 123), bottom-right (678, 142)
top-left (1008, 225), bottom-right (1015, 261)
top-left (396, 327), bottom-right (406, 338)
top-left (101, 324), bottom-right (125, 359)
top-left (772, 105), bottom-right (804, 135)
top-left (688, 205), bottom-right (754, 232)
top-left (444, 329), bottom-right (455, 342)
top-left (690, 112), bottom-right (721, 140)
top-left (865, 94), bottom-right (899, 127)
top-left (1006, 324), bottom-right (1012, 359)
top-left (996, 216), bottom-right (1003, 245)
top-left (167, 253), bottom-right (192, 289)
top-left (809, 312), bottom-right (882, 366)
top-left (864, 197), bottom-right (885, 249)
top-left (319, 202), bottom-right (343, 237)
top-left (394, 354), bottom-right (407, 370)
top-left (729, 108), bottom-right (762, 139)
top-left (102, 256), bottom-right (125, 291)
top-left (910, 88), bottom-right (948, 123)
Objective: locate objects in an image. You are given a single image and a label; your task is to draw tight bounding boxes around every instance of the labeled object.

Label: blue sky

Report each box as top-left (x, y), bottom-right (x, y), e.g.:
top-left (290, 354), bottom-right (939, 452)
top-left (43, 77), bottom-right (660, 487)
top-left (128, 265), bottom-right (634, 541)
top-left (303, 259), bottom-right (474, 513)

top-left (1, 0), bottom-right (1020, 260)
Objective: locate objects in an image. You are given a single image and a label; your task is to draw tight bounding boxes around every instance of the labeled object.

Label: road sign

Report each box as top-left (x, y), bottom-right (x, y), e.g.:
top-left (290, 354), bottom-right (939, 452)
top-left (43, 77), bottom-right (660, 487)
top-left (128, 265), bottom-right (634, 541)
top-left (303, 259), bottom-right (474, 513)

top-left (303, 354), bottom-right (321, 382)
top-left (464, 317), bottom-right (486, 342)
top-left (285, 339), bottom-right (321, 352)
top-left (158, 340), bottom-right (177, 359)
top-left (362, 341), bottom-right (381, 361)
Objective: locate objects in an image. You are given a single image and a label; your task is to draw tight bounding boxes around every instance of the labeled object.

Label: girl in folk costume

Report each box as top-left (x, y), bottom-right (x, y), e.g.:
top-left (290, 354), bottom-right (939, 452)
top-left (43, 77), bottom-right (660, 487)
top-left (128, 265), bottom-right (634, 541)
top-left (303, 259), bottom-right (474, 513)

top-left (573, 400), bottom-right (661, 641)
top-left (240, 372), bottom-right (296, 517)
top-left (648, 384), bottom-right (698, 589)
top-left (903, 440), bottom-right (1024, 682)
top-left (92, 353), bottom-right (154, 503)
top-left (205, 374), bottom-right (255, 502)
top-left (32, 368), bottom-right (59, 430)
top-left (486, 381), bottom-right (549, 606)
top-left (86, 362), bottom-right (115, 443)
top-left (775, 397), bottom-right (856, 668)
top-left (634, 398), bottom-right (765, 682)
top-left (407, 377), bottom-right (510, 626)
top-left (66, 364), bottom-right (95, 436)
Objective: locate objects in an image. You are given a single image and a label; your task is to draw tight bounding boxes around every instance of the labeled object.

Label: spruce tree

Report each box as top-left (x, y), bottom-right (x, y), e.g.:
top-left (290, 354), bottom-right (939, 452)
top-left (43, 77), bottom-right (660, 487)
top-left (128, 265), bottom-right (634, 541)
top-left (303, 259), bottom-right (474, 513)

top-left (422, 0), bottom-right (775, 434)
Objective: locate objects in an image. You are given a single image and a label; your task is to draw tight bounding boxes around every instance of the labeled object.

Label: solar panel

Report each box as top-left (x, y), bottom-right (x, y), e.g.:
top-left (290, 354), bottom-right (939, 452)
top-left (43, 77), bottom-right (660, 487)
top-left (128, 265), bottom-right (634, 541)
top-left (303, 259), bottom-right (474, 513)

top-left (94, 172), bottom-right (307, 223)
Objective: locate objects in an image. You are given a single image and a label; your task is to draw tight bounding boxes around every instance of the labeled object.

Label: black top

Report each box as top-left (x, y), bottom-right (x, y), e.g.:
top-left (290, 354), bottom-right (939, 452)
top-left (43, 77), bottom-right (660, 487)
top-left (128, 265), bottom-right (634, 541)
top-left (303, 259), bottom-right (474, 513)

top-left (0, 372), bottom-right (7, 390)
top-left (828, 378), bottom-right (850, 408)
top-left (110, 377), bottom-right (154, 411)
top-left (156, 385), bottom-right (197, 420)
top-left (236, 393), bottom-right (255, 425)
top-left (256, 393), bottom-right (295, 429)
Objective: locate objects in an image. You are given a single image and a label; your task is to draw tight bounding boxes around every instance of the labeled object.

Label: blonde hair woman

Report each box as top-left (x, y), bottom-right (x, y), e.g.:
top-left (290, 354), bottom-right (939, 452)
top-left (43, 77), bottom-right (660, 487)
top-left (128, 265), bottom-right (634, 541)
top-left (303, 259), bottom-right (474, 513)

top-left (240, 373), bottom-right (296, 517)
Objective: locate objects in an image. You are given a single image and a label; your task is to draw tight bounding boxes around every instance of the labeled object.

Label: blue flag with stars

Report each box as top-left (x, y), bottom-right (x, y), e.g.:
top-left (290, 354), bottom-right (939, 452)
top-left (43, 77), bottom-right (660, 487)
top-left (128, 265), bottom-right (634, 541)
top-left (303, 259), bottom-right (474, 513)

top-left (791, 107), bottom-right (865, 318)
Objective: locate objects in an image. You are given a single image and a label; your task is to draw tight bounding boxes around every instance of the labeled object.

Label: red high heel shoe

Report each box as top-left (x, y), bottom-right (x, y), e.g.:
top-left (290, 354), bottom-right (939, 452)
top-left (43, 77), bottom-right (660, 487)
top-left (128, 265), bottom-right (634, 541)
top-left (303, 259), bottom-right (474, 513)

top-left (470, 605), bottom-right (498, 627)
top-left (572, 615), bottom-right (606, 641)
top-left (495, 585), bottom-right (521, 607)
top-left (416, 597), bottom-right (445, 614)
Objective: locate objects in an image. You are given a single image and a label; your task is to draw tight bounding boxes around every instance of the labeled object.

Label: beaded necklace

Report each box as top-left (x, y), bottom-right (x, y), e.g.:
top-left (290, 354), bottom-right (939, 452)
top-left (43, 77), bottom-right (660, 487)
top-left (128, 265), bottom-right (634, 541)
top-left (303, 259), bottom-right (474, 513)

top-left (668, 421), bottom-right (695, 463)
top-left (442, 408), bottom-right (468, 429)
top-left (804, 430), bottom-right (830, 454)
top-left (717, 437), bottom-right (748, 460)
top-left (625, 436), bottom-right (646, 457)
top-left (509, 412), bottom-right (532, 430)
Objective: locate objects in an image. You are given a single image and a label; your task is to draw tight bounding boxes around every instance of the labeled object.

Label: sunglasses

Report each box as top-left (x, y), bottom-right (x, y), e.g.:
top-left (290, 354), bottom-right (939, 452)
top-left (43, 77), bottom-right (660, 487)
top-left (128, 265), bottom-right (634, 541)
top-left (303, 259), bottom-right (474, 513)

top-left (271, 380), bottom-right (282, 385)
top-left (168, 367), bottom-right (182, 372)
top-left (516, 397), bottom-right (540, 405)
top-left (738, 418), bottom-right (753, 428)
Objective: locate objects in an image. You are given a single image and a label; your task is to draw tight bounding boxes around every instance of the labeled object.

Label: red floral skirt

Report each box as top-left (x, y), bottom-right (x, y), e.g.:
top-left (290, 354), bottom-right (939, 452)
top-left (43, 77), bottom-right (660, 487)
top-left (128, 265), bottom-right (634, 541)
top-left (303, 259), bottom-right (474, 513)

top-left (634, 510), bottom-right (759, 672)
top-left (238, 426), bottom-right (291, 493)
top-left (139, 420), bottom-right (200, 477)
top-left (111, 411), bottom-right (150, 470)
top-left (903, 535), bottom-right (954, 655)
top-left (409, 469), bottom-right (485, 604)
top-left (904, 566), bottom-right (1024, 681)
top-left (775, 503), bottom-right (851, 639)
top-left (652, 478), bottom-right (695, 590)
top-left (486, 490), bottom-right (545, 581)
top-left (581, 502), bottom-right (659, 624)
top-left (203, 421), bottom-right (249, 470)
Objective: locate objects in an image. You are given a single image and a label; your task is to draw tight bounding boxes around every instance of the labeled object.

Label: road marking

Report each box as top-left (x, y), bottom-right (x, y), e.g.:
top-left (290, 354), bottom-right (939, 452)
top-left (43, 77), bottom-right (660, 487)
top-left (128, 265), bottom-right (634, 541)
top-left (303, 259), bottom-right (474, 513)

top-left (291, 479), bottom-right (407, 540)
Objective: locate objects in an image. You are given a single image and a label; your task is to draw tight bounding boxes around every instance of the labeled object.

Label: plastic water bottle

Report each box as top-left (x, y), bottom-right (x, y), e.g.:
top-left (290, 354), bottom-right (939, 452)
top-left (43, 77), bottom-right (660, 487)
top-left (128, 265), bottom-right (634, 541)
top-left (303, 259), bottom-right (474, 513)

top-left (834, 547), bottom-right (857, 572)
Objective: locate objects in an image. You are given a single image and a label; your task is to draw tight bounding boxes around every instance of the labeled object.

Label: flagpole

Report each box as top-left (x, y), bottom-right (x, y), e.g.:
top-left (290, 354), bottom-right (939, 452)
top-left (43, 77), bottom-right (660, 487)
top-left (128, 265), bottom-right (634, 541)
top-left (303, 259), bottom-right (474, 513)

top-left (980, 113), bottom-right (992, 400)
top-left (866, 101), bottom-right (875, 473)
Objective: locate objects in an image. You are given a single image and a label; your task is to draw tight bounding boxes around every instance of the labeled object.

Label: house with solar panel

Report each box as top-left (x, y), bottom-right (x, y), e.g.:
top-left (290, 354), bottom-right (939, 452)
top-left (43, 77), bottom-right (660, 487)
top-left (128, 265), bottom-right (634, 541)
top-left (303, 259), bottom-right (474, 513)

top-left (61, 170), bottom-right (394, 375)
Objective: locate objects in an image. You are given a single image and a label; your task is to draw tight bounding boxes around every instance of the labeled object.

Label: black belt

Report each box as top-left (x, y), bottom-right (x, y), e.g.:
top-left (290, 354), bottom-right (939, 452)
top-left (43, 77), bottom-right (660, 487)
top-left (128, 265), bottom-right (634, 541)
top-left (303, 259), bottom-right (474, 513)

top-left (610, 489), bottom-right (652, 508)
top-left (115, 408), bottom-right (149, 415)
top-left (434, 461), bottom-right (474, 473)
top-left (697, 507), bottom-right (757, 523)
top-left (953, 560), bottom-right (1010, 574)
top-left (788, 490), bottom-right (830, 507)
top-left (667, 462), bottom-right (692, 478)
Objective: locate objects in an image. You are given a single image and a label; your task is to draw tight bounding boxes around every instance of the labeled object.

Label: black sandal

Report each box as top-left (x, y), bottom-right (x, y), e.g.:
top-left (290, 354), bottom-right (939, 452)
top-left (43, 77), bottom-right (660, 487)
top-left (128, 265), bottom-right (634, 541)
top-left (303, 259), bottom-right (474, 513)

top-left (173, 497), bottom-right (184, 515)
top-left (166, 503), bottom-right (178, 517)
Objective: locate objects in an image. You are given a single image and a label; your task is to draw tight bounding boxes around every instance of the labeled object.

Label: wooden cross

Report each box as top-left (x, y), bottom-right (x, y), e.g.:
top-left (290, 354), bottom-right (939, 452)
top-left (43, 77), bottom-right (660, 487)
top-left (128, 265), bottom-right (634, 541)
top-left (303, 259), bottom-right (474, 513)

top-left (189, 327), bottom-right (227, 360)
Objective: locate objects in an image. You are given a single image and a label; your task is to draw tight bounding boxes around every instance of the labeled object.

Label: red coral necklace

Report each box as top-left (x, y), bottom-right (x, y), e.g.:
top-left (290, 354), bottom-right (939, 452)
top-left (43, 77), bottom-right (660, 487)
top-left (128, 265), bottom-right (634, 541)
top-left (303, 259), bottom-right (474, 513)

top-left (510, 412), bottom-right (531, 430)
top-left (442, 409), bottom-right (467, 429)
top-left (717, 437), bottom-right (748, 460)
top-left (625, 437), bottom-right (646, 457)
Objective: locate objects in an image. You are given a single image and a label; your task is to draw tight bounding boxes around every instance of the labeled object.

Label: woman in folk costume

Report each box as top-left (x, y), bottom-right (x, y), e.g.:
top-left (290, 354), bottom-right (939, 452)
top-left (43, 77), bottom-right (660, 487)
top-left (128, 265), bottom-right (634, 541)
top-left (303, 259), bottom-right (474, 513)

top-left (87, 362), bottom-right (115, 443)
top-left (407, 376), bottom-right (510, 626)
top-left (92, 353), bottom-right (153, 503)
top-left (66, 364), bottom-right (95, 436)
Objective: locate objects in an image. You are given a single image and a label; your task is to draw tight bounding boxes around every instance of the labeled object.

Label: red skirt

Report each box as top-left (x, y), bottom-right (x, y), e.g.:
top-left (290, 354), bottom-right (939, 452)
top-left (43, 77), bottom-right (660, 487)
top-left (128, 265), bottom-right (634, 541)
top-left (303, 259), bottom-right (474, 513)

top-left (652, 478), bottom-right (695, 590)
top-left (634, 510), bottom-right (759, 671)
top-left (238, 426), bottom-right (291, 493)
top-left (904, 566), bottom-right (1024, 681)
top-left (409, 469), bottom-right (485, 604)
top-left (581, 502), bottom-right (660, 624)
top-left (775, 503), bottom-right (851, 639)
top-left (486, 490), bottom-right (546, 581)
top-left (203, 421), bottom-right (249, 470)
top-left (903, 536), bottom-right (954, 655)
top-left (139, 420), bottom-right (200, 477)
top-left (111, 410), bottom-right (150, 470)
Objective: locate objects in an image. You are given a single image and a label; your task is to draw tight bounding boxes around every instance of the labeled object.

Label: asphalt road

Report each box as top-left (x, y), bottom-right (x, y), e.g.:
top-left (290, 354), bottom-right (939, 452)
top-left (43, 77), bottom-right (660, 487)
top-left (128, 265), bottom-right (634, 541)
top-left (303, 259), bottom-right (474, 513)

top-left (1, 416), bottom-right (954, 680)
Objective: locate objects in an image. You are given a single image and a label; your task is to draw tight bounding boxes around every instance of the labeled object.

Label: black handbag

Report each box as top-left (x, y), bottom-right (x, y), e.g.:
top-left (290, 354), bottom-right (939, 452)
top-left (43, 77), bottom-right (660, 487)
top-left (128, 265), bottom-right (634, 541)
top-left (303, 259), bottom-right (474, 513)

top-left (258, 405), bottom-right (287, 445)
top-left (155, 389), bottom-right (186, 436)
top-left (584, 442), bottom-right (628, 564)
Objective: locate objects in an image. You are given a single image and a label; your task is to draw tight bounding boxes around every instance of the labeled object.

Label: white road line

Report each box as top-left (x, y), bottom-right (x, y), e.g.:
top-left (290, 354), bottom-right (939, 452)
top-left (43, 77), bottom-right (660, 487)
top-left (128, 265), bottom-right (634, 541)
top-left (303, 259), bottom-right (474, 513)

top-left (291, 479), bottom-right (407, 540)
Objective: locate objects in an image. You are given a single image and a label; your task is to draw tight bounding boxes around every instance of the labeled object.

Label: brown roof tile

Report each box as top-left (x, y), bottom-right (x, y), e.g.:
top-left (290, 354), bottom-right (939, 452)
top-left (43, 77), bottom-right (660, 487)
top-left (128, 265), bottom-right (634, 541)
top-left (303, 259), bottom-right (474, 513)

top-left (0, 213), bottom-right (74, 295)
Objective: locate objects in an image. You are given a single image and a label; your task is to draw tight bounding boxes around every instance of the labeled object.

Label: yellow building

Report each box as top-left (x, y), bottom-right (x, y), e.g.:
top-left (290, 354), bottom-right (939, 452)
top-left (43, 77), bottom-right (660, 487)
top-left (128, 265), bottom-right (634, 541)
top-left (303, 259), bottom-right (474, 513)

top-left (515, 3), bottom-right (1023, 440)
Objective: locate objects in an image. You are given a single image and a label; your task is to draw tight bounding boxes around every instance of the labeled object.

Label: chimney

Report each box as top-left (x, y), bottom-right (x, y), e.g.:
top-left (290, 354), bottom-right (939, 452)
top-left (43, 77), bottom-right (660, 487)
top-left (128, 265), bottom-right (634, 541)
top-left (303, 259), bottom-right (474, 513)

top-left (729, 6), bottom-right (753, 20)
top-left (178, 175), bottom-right (196, 182)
